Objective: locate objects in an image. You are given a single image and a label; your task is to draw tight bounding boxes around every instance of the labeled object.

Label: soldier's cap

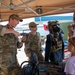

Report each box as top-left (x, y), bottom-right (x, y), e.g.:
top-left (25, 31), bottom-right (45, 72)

top-left (29, 22), bottom-right (38, 27)
top-left (9, 14), bottom-right (23, 22)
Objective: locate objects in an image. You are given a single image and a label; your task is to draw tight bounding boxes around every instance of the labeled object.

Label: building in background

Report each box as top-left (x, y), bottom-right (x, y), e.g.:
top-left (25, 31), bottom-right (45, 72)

top-left (35, 12), bottom-right (73, 41)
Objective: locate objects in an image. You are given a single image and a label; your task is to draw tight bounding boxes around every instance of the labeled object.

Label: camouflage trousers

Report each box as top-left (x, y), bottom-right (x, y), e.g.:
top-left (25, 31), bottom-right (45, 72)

top-left (0, 66), bottom-right (20, 75)
top-left (26, 51), bottom-right (44, 61)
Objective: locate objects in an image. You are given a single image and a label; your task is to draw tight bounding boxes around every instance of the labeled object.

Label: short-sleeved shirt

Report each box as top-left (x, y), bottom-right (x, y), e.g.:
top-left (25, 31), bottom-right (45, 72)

top-left (64, 56), bottom-right (75, 75)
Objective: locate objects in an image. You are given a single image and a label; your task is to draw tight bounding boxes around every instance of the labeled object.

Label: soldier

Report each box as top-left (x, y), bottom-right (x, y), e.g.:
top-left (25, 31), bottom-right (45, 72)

top-left (22, 22), bottom-right (43, 61)
top-left (0, 14), bottom-right (23, 75)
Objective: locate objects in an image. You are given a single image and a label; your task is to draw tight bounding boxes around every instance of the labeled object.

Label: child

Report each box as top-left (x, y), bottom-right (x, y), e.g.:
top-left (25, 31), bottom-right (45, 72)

top-left (64, 37), bottom-right (75, 75)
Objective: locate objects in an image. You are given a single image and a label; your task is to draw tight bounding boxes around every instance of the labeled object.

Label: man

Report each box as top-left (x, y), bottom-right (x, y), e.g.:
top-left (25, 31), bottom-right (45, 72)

top-left (45, 21), bottom-right (63, 63)
top-left (23, 22), bottom-right (43, 61)
top-left (57, 23), bottom-right (64, 59)
top-left (0, 14), bottom-right (23, 75)
top-left (57, 23), bottom-right (64, 38)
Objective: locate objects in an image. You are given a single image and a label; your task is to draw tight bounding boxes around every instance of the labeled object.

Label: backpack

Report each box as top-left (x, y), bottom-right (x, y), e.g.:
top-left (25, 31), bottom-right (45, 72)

top-left (19, 53), bottom-right (39, 75)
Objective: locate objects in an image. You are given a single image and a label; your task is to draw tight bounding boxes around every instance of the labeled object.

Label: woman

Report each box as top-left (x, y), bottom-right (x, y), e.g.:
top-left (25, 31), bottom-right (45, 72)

top-left (64, 37), bottom-right (75, 75)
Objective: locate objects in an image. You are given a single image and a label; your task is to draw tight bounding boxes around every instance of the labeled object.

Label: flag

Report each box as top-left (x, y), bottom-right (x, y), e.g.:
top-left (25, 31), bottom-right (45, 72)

top-left (43, 24), bottom-right (48, 30)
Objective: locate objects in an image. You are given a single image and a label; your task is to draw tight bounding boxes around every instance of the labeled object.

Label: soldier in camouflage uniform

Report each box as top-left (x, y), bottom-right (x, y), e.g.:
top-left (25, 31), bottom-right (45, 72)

top-left (0, 14), bottom-right (23, 75)
top-left (23, 22), bottom-right (43, 61)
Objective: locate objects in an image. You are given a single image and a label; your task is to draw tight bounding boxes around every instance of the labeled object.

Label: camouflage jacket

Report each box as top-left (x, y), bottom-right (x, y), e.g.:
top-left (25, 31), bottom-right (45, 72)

top-left (0, 25), bottom-right (20, 69)
top-left (24, 32), bottom-right (42, 57)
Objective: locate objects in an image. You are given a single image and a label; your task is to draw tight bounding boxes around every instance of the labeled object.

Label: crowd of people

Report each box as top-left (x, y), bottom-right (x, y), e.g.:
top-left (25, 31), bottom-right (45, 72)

top-left (0, 13), bottom-right (75, 75)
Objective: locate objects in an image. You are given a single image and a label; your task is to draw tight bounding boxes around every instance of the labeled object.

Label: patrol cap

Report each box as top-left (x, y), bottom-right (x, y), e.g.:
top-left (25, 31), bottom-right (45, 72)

top-left (29, 22), bottom-right (38, 27)
top-left (9, 14), bottom-right (23, 22)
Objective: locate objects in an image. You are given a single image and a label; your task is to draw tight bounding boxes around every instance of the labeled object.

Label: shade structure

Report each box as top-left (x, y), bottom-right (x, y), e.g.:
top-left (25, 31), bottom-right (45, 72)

top-left (0, 0), bottom-right (75, 22)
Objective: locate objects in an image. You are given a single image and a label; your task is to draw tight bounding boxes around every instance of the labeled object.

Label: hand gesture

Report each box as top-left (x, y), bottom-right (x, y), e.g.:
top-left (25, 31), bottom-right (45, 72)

top-left (12, 30), bottom-right (20, 37)
top-left (21, 36), bottom-right (27, 42)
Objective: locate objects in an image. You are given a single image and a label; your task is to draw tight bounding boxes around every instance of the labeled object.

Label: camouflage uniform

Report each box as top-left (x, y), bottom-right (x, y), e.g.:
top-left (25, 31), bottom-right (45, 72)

top-left (0, 25), bottom-right (21, 75)
top-left (24, 32), bottom-right (43, 61)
